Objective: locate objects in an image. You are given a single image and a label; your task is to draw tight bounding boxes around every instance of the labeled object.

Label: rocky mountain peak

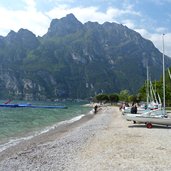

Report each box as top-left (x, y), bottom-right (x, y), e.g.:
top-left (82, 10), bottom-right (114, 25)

top-left (17, 28), bottom-right (39, 49)
top-left (45, 13), bottom-right (83, 37)
top-left (18, 28), bottom-right (36, 37)
top-left (5, 29), bottom-right (39, 50)
top-left (6, 30), bottom-right (18, 42)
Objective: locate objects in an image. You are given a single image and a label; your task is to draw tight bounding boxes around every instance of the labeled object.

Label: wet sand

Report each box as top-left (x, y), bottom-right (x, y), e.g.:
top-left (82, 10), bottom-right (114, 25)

top-left (1, 106), bottom-right (171, 171)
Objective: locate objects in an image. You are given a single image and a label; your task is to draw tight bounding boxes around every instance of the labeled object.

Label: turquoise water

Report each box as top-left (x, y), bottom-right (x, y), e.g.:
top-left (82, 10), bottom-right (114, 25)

top-left (0, 101), bottom-right (91, 148)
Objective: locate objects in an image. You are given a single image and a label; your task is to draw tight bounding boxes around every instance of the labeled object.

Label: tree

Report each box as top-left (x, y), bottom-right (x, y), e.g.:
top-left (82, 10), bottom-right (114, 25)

top-left (108, 93), bottom-right (119, 104)
top-left (119, 89), bottom-right (130, 102)
top-left (128, 95), bottom-right (140, 103)
top-left (95, 94), bottom-right (109, 104)
top-left (138, 82), bottom-right (146, 102)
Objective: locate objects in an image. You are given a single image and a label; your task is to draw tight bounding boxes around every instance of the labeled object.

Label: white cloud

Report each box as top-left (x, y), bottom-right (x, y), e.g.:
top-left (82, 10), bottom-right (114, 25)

top-left (46, 5), bottom-right (141, 25)
top-left (46, 6), bottom-right (117, 24)
top-left (46, 0), bottom-right (74, 3)
top-left (135, 28), bottom-right (151, 38)
top-left (122, 19), bottom-right (135, 29)
top-left (151, 33), bottom-right (171, 57)
top-left (23, 0), bottom-right (36, 10)
top-left (135, 28), bottom-right (171, 57)
top-left (156, 27), bottom-right (168, 34)
top-left (0, 2), bottom-right (50, 36)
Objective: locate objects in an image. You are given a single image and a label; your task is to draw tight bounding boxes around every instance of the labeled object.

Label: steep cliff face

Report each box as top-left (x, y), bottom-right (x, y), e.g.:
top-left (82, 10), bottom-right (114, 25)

top-left (0, 14), bottom-right (170, 100)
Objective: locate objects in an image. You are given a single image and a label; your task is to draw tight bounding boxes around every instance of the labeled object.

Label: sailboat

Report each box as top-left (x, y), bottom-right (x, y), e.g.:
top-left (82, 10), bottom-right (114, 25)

top-left (124, 34), bottom-right (171, 128)
top-left (122, 66), bottom-right (159, 115)
top-left (147, 80), bottom-right (162, 109)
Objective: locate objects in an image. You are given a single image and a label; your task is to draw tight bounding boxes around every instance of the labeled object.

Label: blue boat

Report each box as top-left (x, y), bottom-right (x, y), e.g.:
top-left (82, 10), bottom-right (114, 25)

top-left (28, 105), bottom-right (68, 109)
top-left (0, 104), bottom-right (20, 108)
top-left (0, 103), bottom-right (67, 109)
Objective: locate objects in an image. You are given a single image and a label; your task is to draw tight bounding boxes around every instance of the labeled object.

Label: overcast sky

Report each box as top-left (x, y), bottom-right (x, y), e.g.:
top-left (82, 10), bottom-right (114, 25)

top-left (0, 0), bottom-right (171, 57)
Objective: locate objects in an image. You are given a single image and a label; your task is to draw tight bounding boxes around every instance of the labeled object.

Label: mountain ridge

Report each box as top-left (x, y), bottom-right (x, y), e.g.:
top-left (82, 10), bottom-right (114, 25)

top-left (0, 14), bottom-right (170, 100)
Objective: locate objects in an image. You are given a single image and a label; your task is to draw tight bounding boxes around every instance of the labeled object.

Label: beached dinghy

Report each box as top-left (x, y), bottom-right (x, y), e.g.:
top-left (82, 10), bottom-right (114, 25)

top-left (125, 115), bottom-right (171, 128)
top-left (124, 109), bottom-right (171, 128)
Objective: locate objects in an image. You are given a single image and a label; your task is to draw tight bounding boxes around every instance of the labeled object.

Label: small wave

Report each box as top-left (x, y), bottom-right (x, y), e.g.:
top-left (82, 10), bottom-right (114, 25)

top-left (0, 114), bottom-right (86, 153)
top-left (89, 109), bottom-right (95, 114)
top-left (66, 114), bottom-right (85, 123)
top-left (0, 135), bottom-right (34, 153)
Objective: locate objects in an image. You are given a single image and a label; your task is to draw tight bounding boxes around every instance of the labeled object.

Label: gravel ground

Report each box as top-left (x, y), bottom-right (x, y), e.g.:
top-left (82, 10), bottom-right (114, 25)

top-left (1, 106), bottom-right (171, 171)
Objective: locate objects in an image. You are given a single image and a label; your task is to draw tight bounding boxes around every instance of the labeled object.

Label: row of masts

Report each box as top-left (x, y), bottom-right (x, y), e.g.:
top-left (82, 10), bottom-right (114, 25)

top-left (146, 34), bottom-right (165, 110)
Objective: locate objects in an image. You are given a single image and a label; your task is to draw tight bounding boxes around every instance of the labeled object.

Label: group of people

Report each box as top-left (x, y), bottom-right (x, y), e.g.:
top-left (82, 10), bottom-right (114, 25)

top-left (119, 102), bottom-right (129, 111)
top-left (119, 102), bottom-right (137, 114)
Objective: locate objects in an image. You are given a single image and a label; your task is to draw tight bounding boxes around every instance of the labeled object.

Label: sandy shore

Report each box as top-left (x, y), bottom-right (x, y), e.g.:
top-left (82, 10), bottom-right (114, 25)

top-left (1, 106), bottom-right (171, 170)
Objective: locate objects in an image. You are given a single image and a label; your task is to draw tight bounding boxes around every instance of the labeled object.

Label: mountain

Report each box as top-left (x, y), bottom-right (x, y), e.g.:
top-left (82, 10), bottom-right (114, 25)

top-left (45, 14), bottom-right (84, 37)
top-left (0, 14), bottom-right (170, 100)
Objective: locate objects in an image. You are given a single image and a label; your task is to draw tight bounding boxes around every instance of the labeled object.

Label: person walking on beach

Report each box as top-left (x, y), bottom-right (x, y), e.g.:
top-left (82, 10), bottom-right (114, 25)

top-left (94, 105), bottom-right (98, 114)
top-left (119, 103), bottom-right (125, 111)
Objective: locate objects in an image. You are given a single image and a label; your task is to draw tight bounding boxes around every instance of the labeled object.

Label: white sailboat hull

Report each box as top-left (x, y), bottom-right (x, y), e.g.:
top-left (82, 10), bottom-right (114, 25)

top-left (125, 114), bottom-right (171, 126)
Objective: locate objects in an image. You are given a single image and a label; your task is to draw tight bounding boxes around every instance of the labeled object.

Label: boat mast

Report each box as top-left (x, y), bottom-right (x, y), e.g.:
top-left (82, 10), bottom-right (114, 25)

top-left (146, 64), bottom-right (149, 106)
top-left (162, 34), bottom-right (165, 111)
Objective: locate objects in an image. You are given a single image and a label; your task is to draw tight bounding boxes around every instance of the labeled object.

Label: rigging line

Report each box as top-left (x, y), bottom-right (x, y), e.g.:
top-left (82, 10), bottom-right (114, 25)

top-left (168, 68), bottom-right (171, 80)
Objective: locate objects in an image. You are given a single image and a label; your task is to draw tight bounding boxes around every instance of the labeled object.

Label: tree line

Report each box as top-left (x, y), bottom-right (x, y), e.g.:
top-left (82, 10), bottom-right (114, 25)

top-left (93, 89), bottom-right (139, 104)
top-left (94, 67), bottom-right (171, 106)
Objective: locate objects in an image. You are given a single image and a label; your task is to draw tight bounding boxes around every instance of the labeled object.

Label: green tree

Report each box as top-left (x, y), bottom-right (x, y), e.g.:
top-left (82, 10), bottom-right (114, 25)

top-left (95, 94), bottom-right (109, 104)
top-left (128, 95), bottom-right (136, 103)
top-left (128, 94), bottom-right (141, 103)
top-left (119, 90), bottom-right (130, 102)
top-left (138, 82), bottom-right (146, 102)
top-left (108, 93), bottom-right (119, 104)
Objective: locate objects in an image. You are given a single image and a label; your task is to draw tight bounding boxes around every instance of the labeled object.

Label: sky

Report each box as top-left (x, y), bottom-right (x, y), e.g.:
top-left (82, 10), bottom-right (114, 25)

top-left (0, 0), bottom-right (171, 57)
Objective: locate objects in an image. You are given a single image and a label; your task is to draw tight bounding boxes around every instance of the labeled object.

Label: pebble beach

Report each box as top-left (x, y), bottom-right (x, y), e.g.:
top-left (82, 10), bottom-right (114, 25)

top-left (1, 106), bottom-right (171, 171)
